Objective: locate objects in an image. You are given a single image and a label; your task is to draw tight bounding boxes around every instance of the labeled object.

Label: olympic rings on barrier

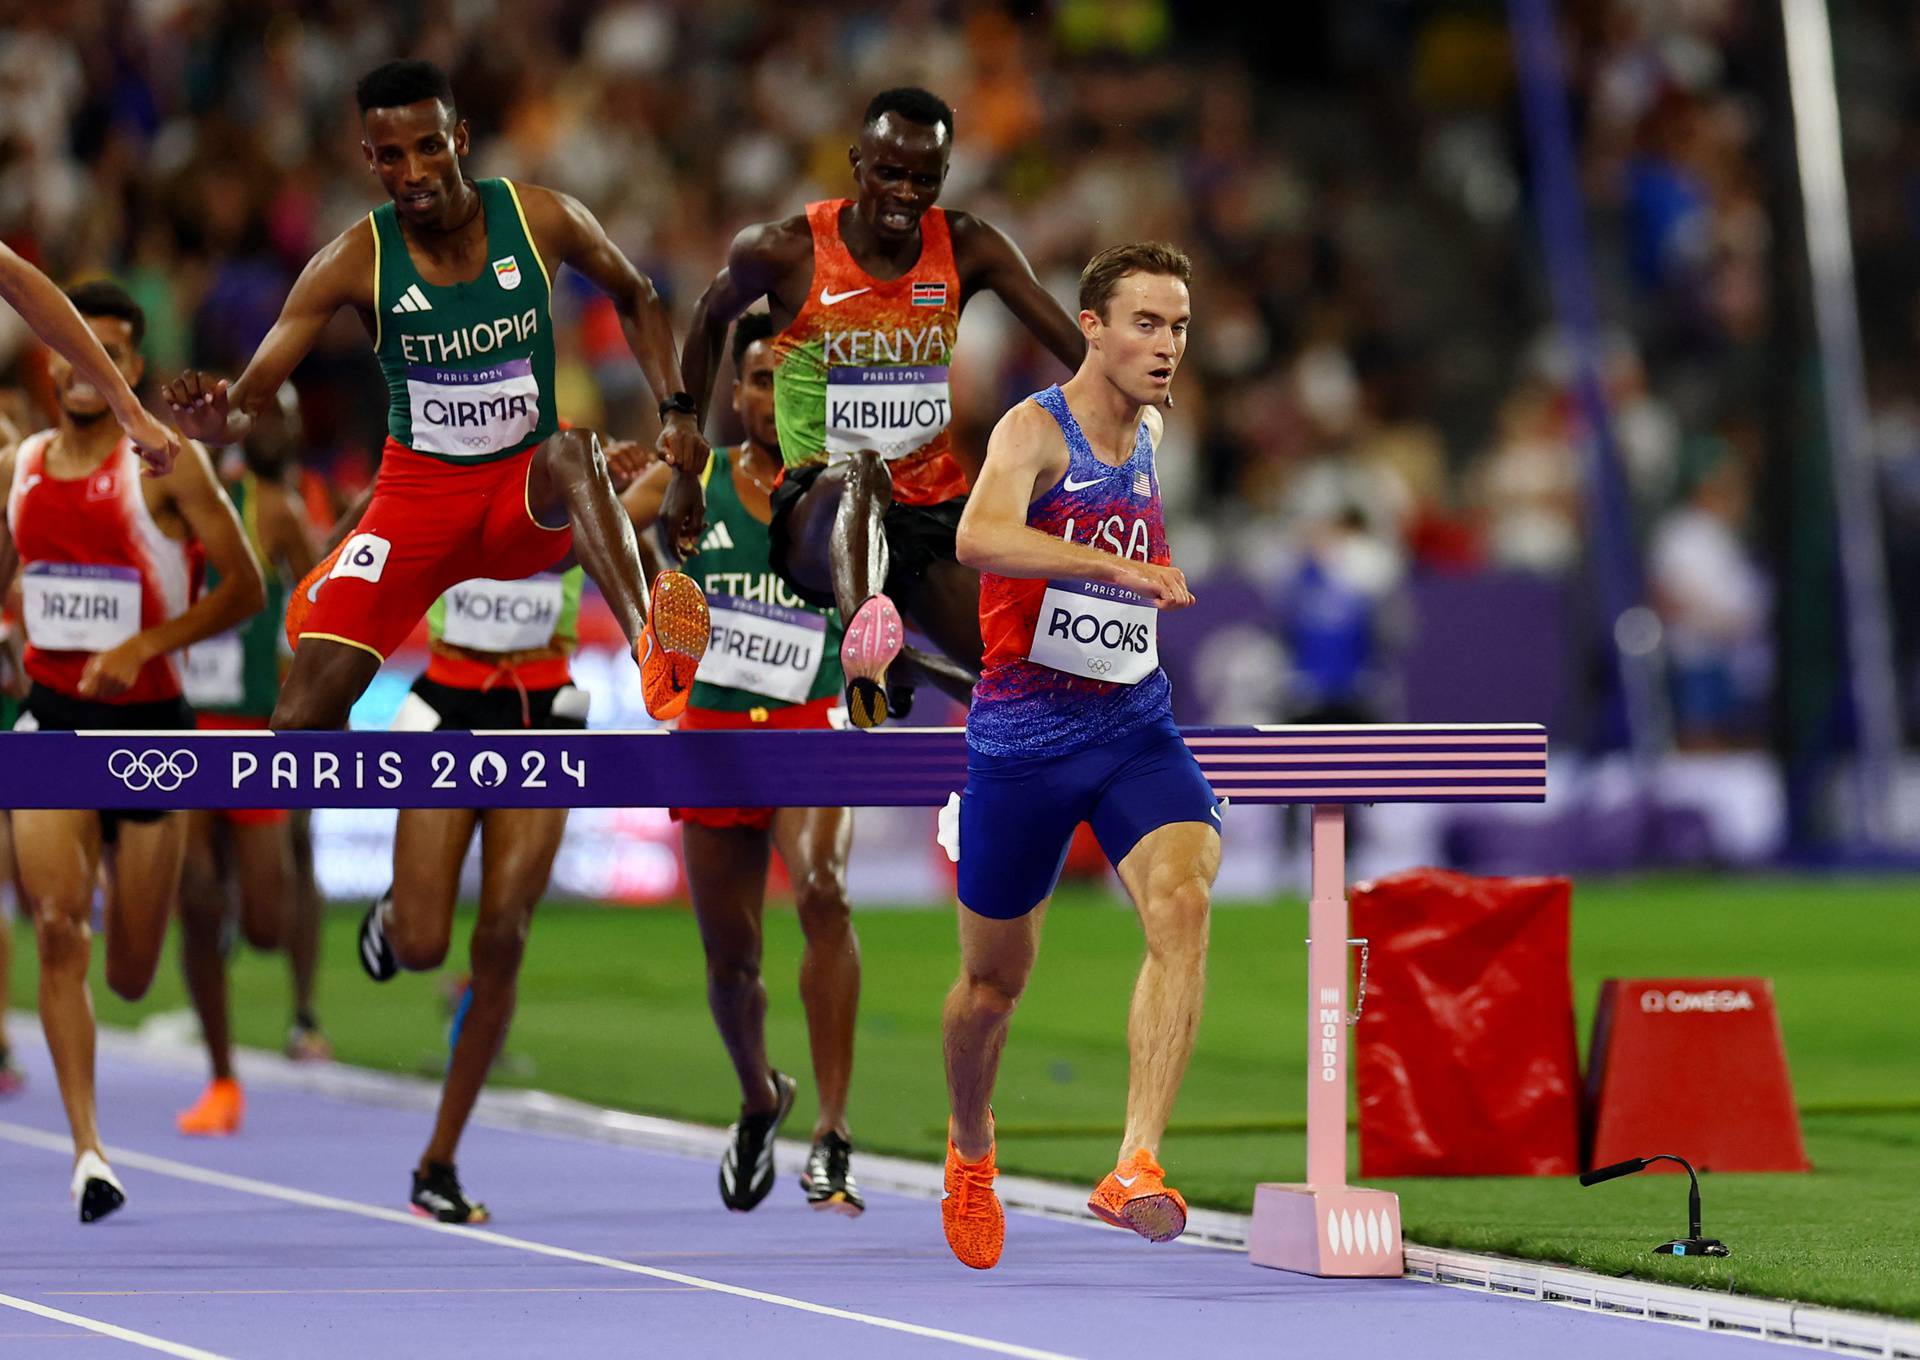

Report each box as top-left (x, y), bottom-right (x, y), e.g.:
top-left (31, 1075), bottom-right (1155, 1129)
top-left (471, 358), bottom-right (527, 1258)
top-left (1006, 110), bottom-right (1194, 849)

top-left (106, 748), bottom-right (200, 793)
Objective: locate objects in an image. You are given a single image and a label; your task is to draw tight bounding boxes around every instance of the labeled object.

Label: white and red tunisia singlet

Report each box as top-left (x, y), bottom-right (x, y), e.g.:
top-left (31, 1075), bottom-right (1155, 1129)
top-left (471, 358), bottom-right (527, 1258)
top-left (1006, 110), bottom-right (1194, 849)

top-left (6, 430), bottom-right (192, 704)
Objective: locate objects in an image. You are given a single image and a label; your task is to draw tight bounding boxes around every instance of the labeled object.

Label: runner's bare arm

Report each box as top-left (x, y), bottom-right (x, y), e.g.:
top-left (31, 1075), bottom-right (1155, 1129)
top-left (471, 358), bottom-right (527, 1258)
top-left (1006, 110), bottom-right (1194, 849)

top-left (0, 244), bottom-right (182, 476)
top-left (321, 484), bottom-right (375, 556)
top-left (258, 478), bottom-right (320, 582)
top-left (952, 215), bottom-right (1086, 374)
top-left (681, 221), bottom-right (804, 425)
top-left (0, 443), bottom-right (17, 605)
top-left (956, 402), bottom-right (1192, 609)
top-left (164, 224), bottom-right (373, 447)
top-left (525, 187), bottom-right (707, 471)
top-left (78, 443), bottom-right (266, 698)
top-left (619, 462), bottom-right (676, 535)
top-left (0, 445), bottom-right (19, 693)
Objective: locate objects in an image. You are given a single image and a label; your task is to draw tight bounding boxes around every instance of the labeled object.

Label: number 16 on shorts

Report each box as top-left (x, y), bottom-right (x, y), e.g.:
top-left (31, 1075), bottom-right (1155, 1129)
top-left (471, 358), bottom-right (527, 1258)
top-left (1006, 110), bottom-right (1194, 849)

top-left (331, 533), bottom-right (392, 584)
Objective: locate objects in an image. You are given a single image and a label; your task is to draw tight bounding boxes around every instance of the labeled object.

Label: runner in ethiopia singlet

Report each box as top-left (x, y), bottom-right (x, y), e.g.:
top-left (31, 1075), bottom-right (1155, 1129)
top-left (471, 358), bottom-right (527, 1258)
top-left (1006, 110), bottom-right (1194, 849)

top-left (297, 177), bottom-right (571, 663)
top-left (770, 199), bottom-right (965, 507)
top-left (684, 447), bottom-right (845, 720)
top-left (955, 385), bottom-right (1217, 921)
top-left (673, 446), bottom-right (845, 819)
top-left (373, 177), bottom-right (556, 464)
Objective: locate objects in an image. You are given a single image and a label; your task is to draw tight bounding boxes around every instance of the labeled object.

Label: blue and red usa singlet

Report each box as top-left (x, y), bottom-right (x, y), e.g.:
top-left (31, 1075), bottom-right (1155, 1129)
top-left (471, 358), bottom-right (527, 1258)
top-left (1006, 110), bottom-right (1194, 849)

top-left (968, 386), bottom-right (1173, 757)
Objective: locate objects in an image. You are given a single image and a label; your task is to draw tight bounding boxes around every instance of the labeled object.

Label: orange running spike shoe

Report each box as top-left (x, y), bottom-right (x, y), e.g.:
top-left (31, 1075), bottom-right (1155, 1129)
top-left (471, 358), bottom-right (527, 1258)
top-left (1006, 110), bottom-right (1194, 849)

top-left (638, 570), bottom-right (710, 721)
top-left (1087, 1148), bottom-right (1188, 1243)
top-left (941, 1129), bottom-right (1005, 1270)
top-left (176, 1078), bottom-right (244, 1137)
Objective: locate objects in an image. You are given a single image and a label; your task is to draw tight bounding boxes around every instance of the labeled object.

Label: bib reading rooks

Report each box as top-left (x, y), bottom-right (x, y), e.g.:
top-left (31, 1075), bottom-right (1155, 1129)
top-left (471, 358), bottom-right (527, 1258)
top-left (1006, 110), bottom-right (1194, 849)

top-left (1026, 578), bottom-right (1159, 684)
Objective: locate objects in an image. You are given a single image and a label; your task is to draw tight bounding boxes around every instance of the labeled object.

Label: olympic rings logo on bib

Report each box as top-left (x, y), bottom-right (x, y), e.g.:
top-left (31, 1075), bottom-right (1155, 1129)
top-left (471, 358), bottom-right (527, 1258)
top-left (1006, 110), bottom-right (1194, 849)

top-left (1027, 579), bottom-right (1159, 686)
top-left (108, 748), bottom-right (199, 792)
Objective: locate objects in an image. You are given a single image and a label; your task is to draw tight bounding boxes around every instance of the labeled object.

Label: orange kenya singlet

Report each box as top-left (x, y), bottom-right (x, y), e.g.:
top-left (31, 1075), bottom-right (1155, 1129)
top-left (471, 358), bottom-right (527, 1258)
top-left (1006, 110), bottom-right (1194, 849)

top-left (770, 200), bottom-right (968, 506)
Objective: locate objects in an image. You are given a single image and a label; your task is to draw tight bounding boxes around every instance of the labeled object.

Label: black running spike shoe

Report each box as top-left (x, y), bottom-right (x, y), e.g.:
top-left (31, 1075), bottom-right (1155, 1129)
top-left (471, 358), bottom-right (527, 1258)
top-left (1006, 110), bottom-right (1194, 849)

top-left (359, 890), bottom-right (397, 982)
top-left (71, 1151), bottom-right (125, 1224)
top-left (410, 1161), bottom-right (489, 1224)
top-left (801, 1131), bottom-right (865, 1216)
top-left (719, 1070), bottom-right (797, 1212)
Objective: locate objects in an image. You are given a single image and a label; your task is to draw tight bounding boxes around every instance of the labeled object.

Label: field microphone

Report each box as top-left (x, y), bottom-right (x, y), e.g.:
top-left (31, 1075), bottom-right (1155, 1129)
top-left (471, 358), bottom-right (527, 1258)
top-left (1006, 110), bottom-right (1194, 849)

top-left (1579, 1153), bottom-right (1729, 1257)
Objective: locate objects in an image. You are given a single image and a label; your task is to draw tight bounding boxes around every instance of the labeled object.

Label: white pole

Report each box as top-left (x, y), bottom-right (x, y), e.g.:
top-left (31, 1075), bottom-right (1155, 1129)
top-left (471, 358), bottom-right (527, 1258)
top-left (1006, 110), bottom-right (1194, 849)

top-left (1781, 0), bottom-right (1903, 845)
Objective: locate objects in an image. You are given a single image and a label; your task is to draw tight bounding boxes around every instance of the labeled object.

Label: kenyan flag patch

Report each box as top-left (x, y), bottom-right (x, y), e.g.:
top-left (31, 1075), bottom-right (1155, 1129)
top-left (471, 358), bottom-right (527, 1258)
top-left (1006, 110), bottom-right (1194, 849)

top-left (912, 281), bottom-right (946, 307)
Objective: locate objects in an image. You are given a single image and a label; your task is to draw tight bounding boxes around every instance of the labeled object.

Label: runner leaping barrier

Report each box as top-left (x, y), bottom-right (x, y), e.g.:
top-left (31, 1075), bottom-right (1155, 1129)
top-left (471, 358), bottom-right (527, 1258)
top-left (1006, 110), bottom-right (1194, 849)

top-left (0, 720), bottom-right (1548, 1278)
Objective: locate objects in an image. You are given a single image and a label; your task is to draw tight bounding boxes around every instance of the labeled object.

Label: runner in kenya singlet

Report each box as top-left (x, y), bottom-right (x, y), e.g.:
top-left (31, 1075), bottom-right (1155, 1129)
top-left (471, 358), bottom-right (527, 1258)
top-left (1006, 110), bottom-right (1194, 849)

top-left (769, 199), bottom-right (965, 506)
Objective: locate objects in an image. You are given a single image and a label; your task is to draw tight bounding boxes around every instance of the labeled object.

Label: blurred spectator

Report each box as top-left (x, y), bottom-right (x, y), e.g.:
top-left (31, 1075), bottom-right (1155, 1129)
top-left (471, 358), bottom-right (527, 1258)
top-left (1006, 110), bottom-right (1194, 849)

top-left (1647, 439), bottom-right (1771, 748)
top-left (1272, 505), bottom-right (1408, 724)
top-left (0, 0), bottom-right (1912, 752)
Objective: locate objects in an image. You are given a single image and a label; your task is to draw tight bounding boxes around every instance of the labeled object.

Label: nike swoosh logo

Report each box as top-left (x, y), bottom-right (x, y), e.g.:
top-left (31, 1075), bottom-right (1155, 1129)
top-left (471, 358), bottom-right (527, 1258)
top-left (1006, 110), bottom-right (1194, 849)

top-left (1209, 804), bottom-right (1222, 823)
top-left (819, 286), bottom-right (871, 306)
top-left (1115, 1173), bottom-right (1140, 1188)
top-left (1062, 473), bottom-right (1111, 492)
top-left (940, 1189), bottom-right (952, 1202)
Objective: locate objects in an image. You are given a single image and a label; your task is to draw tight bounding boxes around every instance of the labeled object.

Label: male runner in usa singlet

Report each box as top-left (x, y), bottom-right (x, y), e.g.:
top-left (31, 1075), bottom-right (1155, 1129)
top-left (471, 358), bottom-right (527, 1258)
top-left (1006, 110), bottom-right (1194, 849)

top-left (680, 88), bottom-right (1084, 728)
top-left (935, 243), bottom-right (1219, 1270)
top-left (165, 59), bottom-right (708, 730)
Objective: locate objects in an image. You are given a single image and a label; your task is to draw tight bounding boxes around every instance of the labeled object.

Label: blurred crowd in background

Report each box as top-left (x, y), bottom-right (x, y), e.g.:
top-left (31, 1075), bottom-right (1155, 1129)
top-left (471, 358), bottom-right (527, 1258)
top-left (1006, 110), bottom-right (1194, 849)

top-left (3, 0), bottom-right (1919, 761)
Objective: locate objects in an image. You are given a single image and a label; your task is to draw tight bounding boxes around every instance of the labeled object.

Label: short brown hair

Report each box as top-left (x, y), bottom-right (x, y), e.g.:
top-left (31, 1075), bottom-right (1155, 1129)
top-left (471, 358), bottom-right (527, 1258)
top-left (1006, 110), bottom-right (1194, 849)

top-left (1078, 241), bottom-right (1193, 321)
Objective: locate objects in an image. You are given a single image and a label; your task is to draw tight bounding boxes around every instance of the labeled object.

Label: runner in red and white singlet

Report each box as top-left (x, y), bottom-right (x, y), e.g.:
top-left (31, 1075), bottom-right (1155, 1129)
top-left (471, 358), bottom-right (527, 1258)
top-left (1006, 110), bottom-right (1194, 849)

top-left (0, 281), bottom-right (263, 1223)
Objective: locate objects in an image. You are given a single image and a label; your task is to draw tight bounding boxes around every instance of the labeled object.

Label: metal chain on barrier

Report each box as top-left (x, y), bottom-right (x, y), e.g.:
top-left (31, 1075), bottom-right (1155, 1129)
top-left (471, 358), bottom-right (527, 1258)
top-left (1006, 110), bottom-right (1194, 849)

top-left (1302, 937), bottom-right (1370, 1025)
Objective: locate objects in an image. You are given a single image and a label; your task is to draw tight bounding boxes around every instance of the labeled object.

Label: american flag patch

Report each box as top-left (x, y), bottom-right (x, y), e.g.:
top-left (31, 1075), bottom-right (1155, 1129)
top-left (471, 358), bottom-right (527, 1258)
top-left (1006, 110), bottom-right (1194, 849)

top-left (912, 281), bottom-right (947, 307)
top-left (1133, 470), bottom-right (1152, 497)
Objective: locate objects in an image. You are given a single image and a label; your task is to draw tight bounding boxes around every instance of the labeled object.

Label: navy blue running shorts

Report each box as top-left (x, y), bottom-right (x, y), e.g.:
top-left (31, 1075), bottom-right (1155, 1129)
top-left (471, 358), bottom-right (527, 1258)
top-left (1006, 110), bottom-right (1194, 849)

top-left (956, 711), bottom-right (1220, 920)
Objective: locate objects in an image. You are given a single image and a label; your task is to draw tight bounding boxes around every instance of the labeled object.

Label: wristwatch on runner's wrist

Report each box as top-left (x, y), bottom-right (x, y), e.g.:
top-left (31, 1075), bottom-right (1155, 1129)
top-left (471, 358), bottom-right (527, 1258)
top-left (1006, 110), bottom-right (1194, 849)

top-left (658, 392), bottom-right (697, 421)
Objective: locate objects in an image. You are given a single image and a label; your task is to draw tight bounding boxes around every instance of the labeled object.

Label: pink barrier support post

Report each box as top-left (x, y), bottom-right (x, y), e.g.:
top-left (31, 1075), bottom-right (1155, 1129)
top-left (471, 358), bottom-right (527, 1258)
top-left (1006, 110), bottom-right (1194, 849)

top-left (1247, 803), bottom-right (1404, 1277)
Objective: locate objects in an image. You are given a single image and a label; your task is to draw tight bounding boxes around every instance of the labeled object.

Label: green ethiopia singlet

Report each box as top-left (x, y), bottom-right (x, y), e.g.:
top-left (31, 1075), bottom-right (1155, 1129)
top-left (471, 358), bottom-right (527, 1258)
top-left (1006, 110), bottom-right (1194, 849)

top-left (371, 178), bottom-right (557, 464)
top-left (682, 448), bottom-right (844, 712)
top-left (182, 473), bottom-right (288, 719)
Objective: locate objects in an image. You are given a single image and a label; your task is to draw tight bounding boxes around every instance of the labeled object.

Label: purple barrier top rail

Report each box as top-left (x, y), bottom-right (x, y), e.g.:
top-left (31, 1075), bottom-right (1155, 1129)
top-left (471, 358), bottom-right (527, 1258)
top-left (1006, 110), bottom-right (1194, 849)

top-left (0, 724), bottom-right (1547, 810)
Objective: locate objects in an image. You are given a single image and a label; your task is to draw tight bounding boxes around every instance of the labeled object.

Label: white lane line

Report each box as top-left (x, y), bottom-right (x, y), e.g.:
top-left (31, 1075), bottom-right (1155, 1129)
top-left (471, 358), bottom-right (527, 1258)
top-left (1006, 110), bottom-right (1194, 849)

top-left (0, 1292), bottom-right (234, 1360)
top-left (0, 1121), bottom-right (1082, 1360)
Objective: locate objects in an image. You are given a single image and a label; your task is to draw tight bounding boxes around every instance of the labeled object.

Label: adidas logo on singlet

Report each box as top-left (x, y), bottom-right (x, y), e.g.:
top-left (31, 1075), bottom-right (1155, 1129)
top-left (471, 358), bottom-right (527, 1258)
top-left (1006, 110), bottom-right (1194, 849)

top-left (390, 284), bottom-right (433, 314)
top-left (698, 522), bottom-right (734, 552)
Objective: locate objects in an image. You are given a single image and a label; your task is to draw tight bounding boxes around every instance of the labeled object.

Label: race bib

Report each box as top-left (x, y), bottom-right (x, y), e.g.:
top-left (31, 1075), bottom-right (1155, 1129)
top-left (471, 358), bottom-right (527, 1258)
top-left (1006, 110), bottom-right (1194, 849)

top-left (407, 358), bottom-right (541, 458)
top-left (20, 563), bottom-right (141, 652)
top-left (440, 576), bottom-right (565, 653)
top-left (182, 632), bottom-right (245, 707)
top-left (1027, 578), bottom-right (1159, 684)
top-left (696, 598), bottom-right (827, 704)
top-left (825, 365), bottom-right (951, 460)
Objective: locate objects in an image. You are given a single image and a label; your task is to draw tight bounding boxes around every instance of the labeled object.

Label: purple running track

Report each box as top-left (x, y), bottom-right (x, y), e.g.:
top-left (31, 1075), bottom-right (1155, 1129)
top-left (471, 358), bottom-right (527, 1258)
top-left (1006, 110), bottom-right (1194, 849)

top-left (0, 1040), bottom-right (1781, 1359)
